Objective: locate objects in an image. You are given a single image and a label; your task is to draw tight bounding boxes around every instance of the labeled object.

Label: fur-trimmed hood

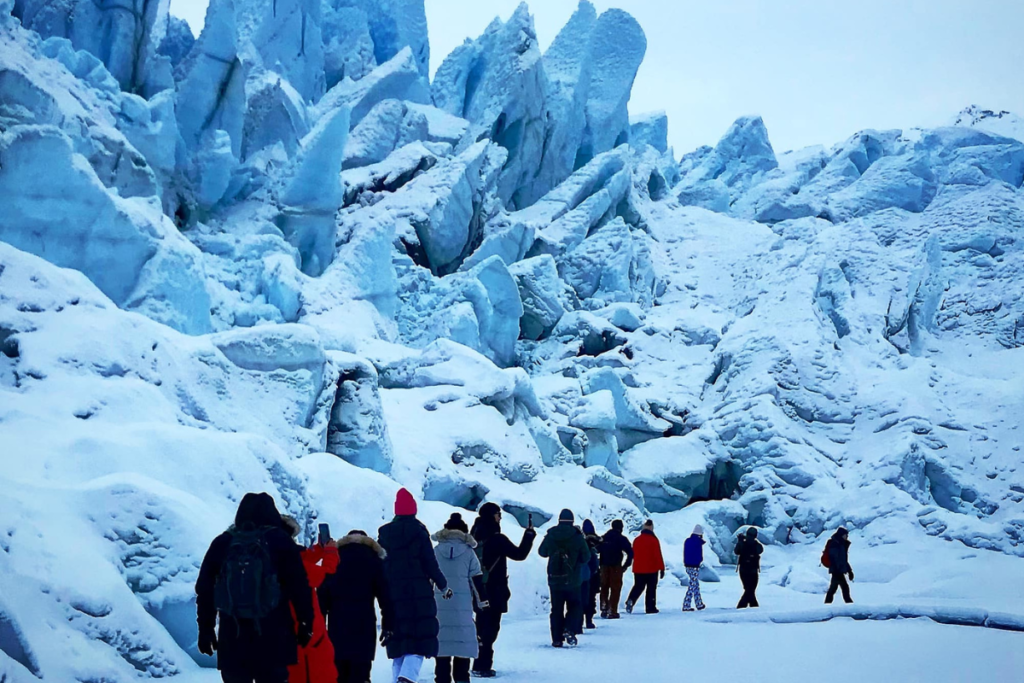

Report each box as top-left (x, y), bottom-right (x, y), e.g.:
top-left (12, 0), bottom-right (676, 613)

top-left (431, 528), bottom-right (477, 548)
top-left (334, 533), bottom-right (387, 559)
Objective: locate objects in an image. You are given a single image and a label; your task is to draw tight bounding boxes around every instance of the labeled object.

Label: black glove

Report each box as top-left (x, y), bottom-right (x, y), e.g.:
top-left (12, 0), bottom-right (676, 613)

top-left (848, 570), bottom-right (855, 582)
top-left (442, 588), bottom-right (454, 600)
top-left (380, 630), bottom-right (393, 646)
top-left (660, 570), bottom-right (665, 580)
top-left (296, 622), bottom-right (313, 648)
top-left (198, 628), bottom-right (217, 656)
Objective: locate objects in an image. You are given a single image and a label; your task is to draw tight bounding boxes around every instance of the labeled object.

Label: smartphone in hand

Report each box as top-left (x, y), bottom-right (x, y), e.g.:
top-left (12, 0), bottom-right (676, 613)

top-left (318, 523), bottom-right (331, 546)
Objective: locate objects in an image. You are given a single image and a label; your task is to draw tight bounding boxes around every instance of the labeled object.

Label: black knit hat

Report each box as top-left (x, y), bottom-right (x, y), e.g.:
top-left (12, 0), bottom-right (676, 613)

top-left (478, 502), bottom-right (501, 518)
top-left (445, 513), bottom-right (469, 533)
top-left (745, 526), bottom-right (758, 538)
top-left (559, 509), bottom-right (574, 523)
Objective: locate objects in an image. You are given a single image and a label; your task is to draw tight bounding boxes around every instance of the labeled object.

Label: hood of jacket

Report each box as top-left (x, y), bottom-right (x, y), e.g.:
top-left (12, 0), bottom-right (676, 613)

top-left (335, 533), bottom-right (387, 559)
top-left (432, 528), bottom-right (477, 558)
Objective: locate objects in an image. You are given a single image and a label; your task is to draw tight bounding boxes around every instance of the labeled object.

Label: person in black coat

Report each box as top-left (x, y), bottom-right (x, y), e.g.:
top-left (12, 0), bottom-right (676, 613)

top-left (581, 520), bottom-right (602, 630)
top-left (824, 526), bottom-right (854, 604)
top-left (734, 526), bottom-right (764, 609)
top-left (378, 489), bottom-right (449, 683)
top-left (598, 520), bottom-right (633, 619)
top-left (319, 530), bottom-right (393, 683)
top-left (195, 492), bottom-right (314, 683)
top-left (469, 502), bottom-right (536, 678)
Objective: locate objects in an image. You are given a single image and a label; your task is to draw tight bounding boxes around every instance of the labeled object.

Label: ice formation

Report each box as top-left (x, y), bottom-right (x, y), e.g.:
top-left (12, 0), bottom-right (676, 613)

top-left (1, 0), bottom-right (1024, 679)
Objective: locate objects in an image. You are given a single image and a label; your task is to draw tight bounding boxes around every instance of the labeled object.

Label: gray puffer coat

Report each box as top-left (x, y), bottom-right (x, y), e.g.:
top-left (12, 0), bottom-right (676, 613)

top-left (433, 529), bottom-right (482, 659)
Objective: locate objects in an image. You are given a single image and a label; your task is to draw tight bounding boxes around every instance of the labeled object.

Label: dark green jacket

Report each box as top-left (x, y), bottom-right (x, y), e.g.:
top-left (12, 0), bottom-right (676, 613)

top-left (538, 522), bottom-right (591, 589)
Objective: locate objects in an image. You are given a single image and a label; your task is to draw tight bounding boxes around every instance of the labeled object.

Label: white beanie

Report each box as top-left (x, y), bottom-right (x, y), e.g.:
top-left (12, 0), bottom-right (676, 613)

top-left (693, 524), bottom-right (704, 536)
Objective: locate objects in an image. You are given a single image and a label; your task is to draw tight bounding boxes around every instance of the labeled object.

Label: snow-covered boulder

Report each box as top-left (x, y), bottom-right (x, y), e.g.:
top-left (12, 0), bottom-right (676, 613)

top-left (343, 99), bottom-right (429, 168)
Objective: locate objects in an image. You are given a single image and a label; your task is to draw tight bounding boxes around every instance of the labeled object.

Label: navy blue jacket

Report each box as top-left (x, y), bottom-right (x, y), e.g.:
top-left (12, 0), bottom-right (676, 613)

top-left (683, 534), bottom-right (705, 568)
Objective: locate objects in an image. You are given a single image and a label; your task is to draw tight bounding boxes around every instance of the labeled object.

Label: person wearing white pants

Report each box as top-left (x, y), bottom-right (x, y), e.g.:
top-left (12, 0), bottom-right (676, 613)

top-left (392, 655), bottom-right (425, 683)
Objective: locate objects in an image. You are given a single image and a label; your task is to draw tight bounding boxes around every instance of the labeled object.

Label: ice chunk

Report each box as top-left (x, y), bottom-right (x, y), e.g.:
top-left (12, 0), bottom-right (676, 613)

top-left (586, 467), bottom-right (645, 510)
top-left (518, 0), bottom-right (596, 207)
top-left (432, 5), bottom-right (548, 210)
top-left (403, 141), bottom-right (506, 276)
top-left (0, 125), bottom-right (211, 333)
top-left (276, 104), bottom-right (351, 275)
top-left (570, 390), bottom-right (616, 431)
top-left (314, 47), bottom-right (429, 129)
top-left (509, 255), bottom-right (569, 340)
top-left (343, 99), bottom-right (429, 169)
top-left (240, 74), bottom-right (309, 161)
top-left (16, 0), bottom-right (171, 93)
top-left (158, 16), bottom-right (195, 69)
top-left (630, 111), bottom-right (669, 153)
top-left (325, 352), bottom-right (393, 474)
top-left (557, 218), bottom-right (636, 303)
top-left (174, 0), bottom-right (246, 156)
top-left (321, 5), bottom-right (376, 89)
top-left (405, 103), bottom-right (469, 145)
top-left (676, 116), bottom-right (778, 210)
top-left (551, 311), bottom-right (627, 357)
top-left (323, 0), bottom-right (429, 79)
top-left (580, 367), bottom-right (670, 440)
top-left (596, 302), bottom-right (646, 332)
top-left (193, 129), bottom-right (235, 209)
top-left (575, 9), bottom-right (646, 167)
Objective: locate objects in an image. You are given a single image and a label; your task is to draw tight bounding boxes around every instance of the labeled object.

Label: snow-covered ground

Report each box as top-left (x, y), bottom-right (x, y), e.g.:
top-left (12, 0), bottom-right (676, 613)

top-left (175, 576), bottom-right (1024, 683)
top-left (2, 0), bottom-right (1023, 679)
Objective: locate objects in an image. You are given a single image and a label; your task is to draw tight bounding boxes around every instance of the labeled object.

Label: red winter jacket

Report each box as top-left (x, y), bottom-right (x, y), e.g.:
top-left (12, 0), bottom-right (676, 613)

top-left (631, 530), bottom-right (665, 574)
top-left (289, 545), bottom-right (340, 683)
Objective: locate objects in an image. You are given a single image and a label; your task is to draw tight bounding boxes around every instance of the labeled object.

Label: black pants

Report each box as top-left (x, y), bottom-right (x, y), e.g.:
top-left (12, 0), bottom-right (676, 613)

top-left (582, 575), bottom-right (598, 622)
top-left (549, 586), bottom-right (582, 643)
top-left (435, 656), bottom-right (471, 683)
top-left (337, 660), bottom-right (372, 683)
top-left (473, 610), bottom-right (502, 672)
top-left (825, 573), bottom-right (853, 604)
top-left (738, 565), bottom-right (759, 608)
top-left (626, 573), bottom-right (659, 613)
top-left (222, 669), bottom-right (288, 683)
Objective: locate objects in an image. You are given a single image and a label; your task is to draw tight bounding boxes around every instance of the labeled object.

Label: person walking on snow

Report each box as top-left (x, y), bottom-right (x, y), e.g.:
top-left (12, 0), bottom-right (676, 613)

top-left (824, 526), bottom-right (854, 604)
top-left (734, 526), bottom-right (763, 609)
top-left (538, 509), bottom-right (591, 647)
top-left (378, 489), bottom-right (451, 683)
top-left (432, 513), bottom-right (488, 683)
top-left (581, 520), bottom-right (602, 630)
top-left (682, 525), bottom-right (707, 612)
top-left (625, 520), bottom-right (665, 615)
top-left (598, 519), bottom-right (633, 619)
top-left (468, 503), bottom-right (535, 678)
top-left (195, 492), bottom-right (314, 683)
top-left (319, 530), bottom-right (393, 683)
top-left (281, 516), bottom-right (339, 683)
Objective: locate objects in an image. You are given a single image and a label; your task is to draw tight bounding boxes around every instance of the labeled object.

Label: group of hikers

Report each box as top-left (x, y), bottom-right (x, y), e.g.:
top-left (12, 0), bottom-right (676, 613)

top-left (196, 490), bottom-right (856, 683)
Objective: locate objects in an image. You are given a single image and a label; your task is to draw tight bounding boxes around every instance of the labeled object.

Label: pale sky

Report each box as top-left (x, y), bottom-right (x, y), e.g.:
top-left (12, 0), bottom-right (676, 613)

top-left (170, 0), bottom-right (1024, 155)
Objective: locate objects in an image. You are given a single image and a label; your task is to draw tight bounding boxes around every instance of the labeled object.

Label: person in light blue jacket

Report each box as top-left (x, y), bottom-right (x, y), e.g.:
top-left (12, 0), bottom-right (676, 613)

top-left (682, 525), bottom-right (706, 611)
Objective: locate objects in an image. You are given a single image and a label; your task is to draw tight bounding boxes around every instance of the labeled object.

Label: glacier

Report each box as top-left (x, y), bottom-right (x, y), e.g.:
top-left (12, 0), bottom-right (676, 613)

top-left (1, 0), bottom-right (1024, 679)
